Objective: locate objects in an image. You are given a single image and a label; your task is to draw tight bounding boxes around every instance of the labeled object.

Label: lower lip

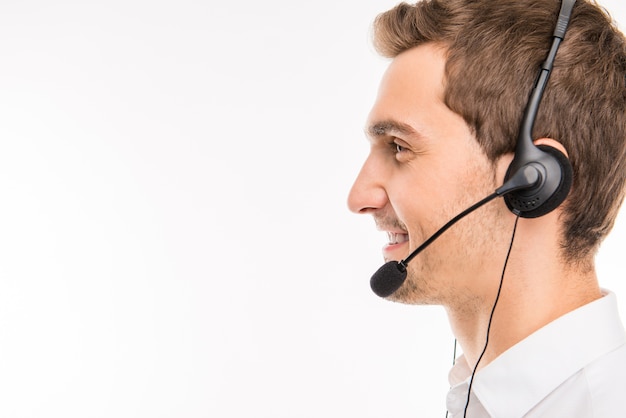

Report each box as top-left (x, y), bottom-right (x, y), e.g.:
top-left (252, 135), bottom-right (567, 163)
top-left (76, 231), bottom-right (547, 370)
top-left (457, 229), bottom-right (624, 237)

top-left (382, 241), bottom-right (409, 259)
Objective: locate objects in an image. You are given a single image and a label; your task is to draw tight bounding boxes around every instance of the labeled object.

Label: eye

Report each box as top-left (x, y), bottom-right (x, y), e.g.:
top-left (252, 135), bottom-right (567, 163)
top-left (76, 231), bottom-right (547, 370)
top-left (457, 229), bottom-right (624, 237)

top-left (393, 140), bottom-right (411, 155)
top-left (384, 138), bottom-right (411, 160)
top-left (391, 140), bottom-right (413, 162)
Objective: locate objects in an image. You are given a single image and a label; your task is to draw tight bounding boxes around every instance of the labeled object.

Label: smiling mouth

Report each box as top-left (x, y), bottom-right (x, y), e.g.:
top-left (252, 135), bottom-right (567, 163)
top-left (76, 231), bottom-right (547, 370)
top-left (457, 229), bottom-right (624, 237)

top-left (387, 232), bottom-right (409, 245)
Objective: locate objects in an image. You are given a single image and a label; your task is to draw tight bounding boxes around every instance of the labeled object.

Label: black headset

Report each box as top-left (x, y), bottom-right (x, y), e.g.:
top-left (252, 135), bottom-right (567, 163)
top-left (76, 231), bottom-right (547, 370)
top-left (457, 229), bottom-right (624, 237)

top-left (462, 4), bottom-right (578, 415)
top-left (503, 0), bottom-right (575, 218)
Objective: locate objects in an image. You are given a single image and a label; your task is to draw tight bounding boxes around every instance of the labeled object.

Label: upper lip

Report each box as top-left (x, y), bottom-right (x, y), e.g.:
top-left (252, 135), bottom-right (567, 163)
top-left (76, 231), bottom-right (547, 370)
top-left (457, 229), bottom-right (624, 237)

top-left (374, 216), bottom-right (408, 243)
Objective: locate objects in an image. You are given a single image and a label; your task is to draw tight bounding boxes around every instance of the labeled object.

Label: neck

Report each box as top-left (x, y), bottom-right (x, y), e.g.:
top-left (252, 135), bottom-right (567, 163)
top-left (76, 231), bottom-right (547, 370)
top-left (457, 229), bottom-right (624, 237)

top-left (445, 217), bottom-right (602, 370)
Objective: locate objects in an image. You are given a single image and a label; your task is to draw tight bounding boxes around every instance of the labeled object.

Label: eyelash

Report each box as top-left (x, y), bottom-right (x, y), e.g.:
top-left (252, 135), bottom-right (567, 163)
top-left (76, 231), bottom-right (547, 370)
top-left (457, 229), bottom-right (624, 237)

top-left (382, 139), bottom-right (410, 159)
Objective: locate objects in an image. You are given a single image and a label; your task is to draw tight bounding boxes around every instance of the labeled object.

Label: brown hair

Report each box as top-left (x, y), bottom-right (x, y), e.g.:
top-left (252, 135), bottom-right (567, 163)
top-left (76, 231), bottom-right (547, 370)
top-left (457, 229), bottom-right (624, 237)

top-left (373, 0), bottom-right (626, 261)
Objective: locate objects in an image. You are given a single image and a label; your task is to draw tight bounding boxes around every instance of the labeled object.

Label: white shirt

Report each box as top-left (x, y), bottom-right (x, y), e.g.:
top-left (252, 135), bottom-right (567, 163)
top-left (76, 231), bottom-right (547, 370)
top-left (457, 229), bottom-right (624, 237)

top-left (446, 291), bottom-right (626, 417)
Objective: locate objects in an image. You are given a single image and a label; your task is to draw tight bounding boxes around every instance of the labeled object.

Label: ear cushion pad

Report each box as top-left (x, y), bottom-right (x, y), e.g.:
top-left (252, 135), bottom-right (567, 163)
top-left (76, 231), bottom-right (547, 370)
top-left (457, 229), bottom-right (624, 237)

top-left (504, 145), bottom-right (573, 218)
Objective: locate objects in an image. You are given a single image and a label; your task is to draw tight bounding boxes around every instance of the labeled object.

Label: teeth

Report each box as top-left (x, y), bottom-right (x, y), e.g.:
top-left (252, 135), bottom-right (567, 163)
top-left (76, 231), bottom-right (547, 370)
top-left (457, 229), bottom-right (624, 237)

top-left (387, 232), bottom-right (409, 244)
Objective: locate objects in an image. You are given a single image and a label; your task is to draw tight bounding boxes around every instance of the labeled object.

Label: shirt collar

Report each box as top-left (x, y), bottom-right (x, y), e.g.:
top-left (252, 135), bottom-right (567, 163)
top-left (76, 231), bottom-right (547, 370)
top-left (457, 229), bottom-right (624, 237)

top-left (448, 290), bottom-right (626, 417)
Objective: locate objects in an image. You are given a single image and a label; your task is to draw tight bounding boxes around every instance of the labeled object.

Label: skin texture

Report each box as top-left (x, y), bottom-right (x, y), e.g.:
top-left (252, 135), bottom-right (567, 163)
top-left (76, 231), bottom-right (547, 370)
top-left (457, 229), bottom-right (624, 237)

top-left (348, 43), bottom-right (602, 368)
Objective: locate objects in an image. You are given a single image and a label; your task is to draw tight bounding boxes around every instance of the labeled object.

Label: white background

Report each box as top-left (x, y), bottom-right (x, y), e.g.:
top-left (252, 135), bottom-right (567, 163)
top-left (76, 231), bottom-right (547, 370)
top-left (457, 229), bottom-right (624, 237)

top-left (0, 1), bottom-right (624, 417)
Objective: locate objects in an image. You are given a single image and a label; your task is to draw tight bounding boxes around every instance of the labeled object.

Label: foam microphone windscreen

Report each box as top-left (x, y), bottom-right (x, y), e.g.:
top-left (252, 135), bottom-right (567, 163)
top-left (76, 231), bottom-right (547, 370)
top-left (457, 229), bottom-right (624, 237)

top-left (370, 261), bottom-right (407, 297)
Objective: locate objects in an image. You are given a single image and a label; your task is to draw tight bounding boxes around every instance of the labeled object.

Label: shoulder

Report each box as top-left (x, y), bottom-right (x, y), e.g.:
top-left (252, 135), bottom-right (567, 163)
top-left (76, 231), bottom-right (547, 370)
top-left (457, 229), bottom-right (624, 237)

top-left (526, 345), bottom-right (626, 417)
top-left (584, 343), bottom-right (626, 411)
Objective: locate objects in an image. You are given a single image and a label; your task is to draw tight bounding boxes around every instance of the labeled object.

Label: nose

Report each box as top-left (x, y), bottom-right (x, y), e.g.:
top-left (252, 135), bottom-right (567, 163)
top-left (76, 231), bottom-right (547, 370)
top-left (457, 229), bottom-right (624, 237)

top-left (347, 154), bottom-right (389, 214)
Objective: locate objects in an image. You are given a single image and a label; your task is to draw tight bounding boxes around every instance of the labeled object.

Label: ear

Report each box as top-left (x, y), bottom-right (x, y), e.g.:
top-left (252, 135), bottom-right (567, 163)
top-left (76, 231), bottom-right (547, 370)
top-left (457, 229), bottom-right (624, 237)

top-left (533, 138), bottom-right (569, 158)
top-left (503, 137), bottom-right (573, 218)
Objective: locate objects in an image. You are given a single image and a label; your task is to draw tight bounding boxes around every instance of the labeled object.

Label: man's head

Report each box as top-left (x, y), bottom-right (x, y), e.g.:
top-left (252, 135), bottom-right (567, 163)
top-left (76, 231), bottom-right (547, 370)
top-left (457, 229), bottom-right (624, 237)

top-left (355, 0), bottom-right (626, 258)
top-left (349, 43), bottom-right (518, 305)
top-left (348, 0), bottom-right (626, 304)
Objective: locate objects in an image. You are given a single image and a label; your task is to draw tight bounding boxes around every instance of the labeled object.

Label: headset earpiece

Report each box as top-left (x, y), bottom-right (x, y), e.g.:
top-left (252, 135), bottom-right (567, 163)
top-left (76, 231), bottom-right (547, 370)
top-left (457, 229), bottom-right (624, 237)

top-left (504, 144), bottom-right (573, 218)
top-left (503, 0), bottom-right (576, 218)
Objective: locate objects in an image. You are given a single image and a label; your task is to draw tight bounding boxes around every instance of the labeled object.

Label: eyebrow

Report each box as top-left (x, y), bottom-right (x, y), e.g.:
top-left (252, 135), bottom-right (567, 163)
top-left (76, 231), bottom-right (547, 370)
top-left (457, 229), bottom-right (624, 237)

top-left (366, 120), bottom-right (419, 140)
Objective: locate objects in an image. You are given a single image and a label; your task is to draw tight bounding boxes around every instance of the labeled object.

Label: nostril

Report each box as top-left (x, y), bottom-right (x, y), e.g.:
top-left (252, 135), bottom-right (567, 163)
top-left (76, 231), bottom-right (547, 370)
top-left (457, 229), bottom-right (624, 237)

top-left (358, 206), bottom-right (378, 215)
top-left (348, 185), bottom-right (388, 215)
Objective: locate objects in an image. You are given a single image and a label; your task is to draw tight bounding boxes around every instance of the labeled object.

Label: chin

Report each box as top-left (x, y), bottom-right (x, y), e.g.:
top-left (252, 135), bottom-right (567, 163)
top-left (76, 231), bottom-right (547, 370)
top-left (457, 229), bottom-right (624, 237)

top-left (386, 276), bottom-right (442, 305)
top-left (386, 285), bottom-right (430, 305)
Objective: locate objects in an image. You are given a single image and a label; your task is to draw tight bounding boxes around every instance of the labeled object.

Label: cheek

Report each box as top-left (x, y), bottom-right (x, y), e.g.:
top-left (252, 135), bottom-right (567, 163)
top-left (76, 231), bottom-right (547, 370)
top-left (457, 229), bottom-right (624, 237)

top-left (390, 171), bottom-right (460, 235)
top-left (389, 150), bottom-right (498, 233)
top-left (408, 172), bottom-right (500, 245)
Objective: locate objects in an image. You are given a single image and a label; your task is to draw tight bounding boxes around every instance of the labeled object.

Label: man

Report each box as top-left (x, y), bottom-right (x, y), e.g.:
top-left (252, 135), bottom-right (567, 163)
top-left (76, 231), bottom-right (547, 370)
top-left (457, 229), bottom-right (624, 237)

top-left (348, 0), bottom-right (626, 416)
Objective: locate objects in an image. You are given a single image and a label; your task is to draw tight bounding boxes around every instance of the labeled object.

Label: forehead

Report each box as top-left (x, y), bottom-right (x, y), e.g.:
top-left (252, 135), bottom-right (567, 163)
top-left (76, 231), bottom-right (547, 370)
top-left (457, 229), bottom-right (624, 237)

top-left (366, 43), bottom-right (449, 137)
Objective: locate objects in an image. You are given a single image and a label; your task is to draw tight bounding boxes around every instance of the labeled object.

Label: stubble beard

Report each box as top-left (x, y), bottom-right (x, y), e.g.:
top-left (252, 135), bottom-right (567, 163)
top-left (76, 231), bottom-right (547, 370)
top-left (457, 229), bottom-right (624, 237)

top-left (389, 168), bottom-right (508, 307)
